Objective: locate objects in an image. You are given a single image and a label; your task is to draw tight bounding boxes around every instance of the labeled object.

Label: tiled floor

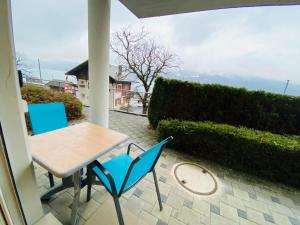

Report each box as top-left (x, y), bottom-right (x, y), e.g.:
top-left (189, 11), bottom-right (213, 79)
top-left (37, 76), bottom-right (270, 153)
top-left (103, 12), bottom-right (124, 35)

top-left (35, 111), bottom-right (300, 225)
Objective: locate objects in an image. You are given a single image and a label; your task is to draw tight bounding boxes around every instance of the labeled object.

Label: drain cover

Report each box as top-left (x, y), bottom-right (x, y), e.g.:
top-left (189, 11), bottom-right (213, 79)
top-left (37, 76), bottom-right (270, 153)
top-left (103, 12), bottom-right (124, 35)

top-left (173, 162), bottom-right (218, 195)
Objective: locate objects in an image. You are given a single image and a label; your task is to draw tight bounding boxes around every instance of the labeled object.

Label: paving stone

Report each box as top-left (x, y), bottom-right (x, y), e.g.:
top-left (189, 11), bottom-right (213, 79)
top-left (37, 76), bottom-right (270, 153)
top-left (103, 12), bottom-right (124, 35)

top-left (220, 202), bottom-right (239, 222)
top-left (233, 188), bottom-right (250, 201)
top-left (244, 199), bottom-right (270, 213)
top-left (122, 186), bottom-right (136, 199)
top-left (41, 203), bottom-right (52, 214)
top-left (140, 187), bottom-right (158, 205)
top-left (151, 202), bottom-right (172, 223)
top-left (133, 188), bottom-right (143, 197)
top-left (211, 213), bottom-right (238, 225)
top-left (222, 195), bottom-right (246, 211)
top-left (183, 199), bottom-right (193, 209)
top-left (279, 195), bottom-right (296, 208)
top-left (293, 198), bottom-right (300, 206)
top-left (85, 199), bottom-right (148, 225)
top-left (248, 192), bottom-right (257, 200)
top-left (225, 188), bottom-right (234, 196)
top-left (271, 196), bottom-right (281, 204)
top-left (56, 207), bottom-right (86, 225)
top-left (237, 208), bottom-right (247, 219)
top-left (193, 200), bottom-right (210, 217)
top-left (166, 192), bottom-right (184, 209)
top-left (160, 193), bottom-right (167, 203)
top-left (175, 206), bottom-right (201, 225)
top-left (256, 192), bottom-right (273, 204)
top-left (160, 163), bottom-right (167, 169)
top-left (159, 176), bottom-right (167, 183)
top-left (289, 217), bottom-right (300, 225)
top-left (49, 192), bottom-right (73, 213)
top-left (263, 213), bottom-right (275, 223)
top-left (200, 215), bottom-right (211, 225)
top-left (210, 204), bottom-right (220, 215)
top-left (142, 200), bottom-right (155, 213)
top-left (239, 218), bottom-right (259, 225)
top-left (92, 190), bottom-right (110, 204)
top-left (268, 211), bottom-right (291, 225)
top-left (270, 202), bottom-right (295, 217)
top-left (124, 195), bottom-right (148, 216)
top-left (156, 219), bottom-right (168, 225)
top-left (78, 199), bottom-right (99, 220)
top-left (247, 208), bottom-right (266, 225)
top-left (168, 217), bottom-right (185, 225)
top-left (138, 210), bottom-right (158, 225)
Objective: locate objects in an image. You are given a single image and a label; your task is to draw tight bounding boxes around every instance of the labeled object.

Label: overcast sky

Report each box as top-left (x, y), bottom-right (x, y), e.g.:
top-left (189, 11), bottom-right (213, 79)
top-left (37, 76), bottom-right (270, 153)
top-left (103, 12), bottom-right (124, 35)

top-left (11, 1), bottom-right (300, 83)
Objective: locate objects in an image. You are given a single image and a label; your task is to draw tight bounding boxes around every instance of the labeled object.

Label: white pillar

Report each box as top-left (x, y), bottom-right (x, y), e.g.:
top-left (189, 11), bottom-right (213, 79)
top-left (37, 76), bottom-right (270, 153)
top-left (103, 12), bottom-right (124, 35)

top-left (88, 0), bottom-right (111, 128)
top-left (0, 0), bottom-right (43, 224)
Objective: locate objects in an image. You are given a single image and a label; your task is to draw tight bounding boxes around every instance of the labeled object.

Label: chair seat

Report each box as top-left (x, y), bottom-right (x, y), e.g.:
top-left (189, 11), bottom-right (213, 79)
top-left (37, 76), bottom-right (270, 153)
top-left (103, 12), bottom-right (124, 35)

top-left (92, 154), bottom-right (133, 195)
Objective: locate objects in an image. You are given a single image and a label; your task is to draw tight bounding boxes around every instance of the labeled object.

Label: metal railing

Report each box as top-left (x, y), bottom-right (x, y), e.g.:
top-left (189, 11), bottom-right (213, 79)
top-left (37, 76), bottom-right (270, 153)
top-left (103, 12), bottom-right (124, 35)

top-left (110, 88), bottom-right (151, 116)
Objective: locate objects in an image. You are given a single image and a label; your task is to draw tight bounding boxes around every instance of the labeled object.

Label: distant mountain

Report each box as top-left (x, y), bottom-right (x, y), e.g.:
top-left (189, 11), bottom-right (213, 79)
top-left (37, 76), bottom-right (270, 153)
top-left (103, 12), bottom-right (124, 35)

top-left (164, 70), bottom-right (300, 96)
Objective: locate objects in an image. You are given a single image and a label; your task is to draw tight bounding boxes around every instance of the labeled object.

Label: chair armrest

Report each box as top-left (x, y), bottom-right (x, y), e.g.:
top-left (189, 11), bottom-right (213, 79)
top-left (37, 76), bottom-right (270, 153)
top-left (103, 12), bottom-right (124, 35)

top-left (91, 160), bottom-right (118, 195)
top-left (127, 142), bottom-right (146, 154)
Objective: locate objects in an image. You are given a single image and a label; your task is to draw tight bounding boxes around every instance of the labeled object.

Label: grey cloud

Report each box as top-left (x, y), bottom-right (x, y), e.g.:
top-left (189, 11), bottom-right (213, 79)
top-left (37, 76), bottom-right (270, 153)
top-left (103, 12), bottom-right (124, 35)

top-left (11, 1), bottom-right (300, 83)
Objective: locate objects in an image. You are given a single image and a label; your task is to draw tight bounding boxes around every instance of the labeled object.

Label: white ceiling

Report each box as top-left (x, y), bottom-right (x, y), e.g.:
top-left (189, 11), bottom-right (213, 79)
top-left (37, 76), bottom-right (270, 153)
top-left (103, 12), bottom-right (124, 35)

top-left (119, 0), bottom-right (300, 18)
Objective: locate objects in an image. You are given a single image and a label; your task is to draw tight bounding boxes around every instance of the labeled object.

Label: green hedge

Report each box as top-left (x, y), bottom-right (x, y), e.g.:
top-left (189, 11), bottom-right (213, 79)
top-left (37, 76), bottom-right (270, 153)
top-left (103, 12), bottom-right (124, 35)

top-left (157, 119), bottom-right (300, 187)
top-left (149, 77), bottom-right (300, 135)
top-left (21, 84), bottom-right (83, 120)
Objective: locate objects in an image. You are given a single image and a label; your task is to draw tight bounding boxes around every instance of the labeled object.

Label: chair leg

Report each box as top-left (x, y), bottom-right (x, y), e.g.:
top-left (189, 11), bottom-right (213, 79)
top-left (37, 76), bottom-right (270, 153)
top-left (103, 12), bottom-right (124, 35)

top-left (86, 165), bottom-right (93, 202)
top-left (113, 196), bottom-right (125, 225)
top-left (48, 172), bottom-right (55, 187)
top-left (152, 169), bottom-right (163, 211)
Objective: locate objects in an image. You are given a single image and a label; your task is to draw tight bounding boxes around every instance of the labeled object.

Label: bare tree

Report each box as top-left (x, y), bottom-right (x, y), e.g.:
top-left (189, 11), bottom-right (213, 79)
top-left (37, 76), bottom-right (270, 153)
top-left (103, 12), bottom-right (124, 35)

top-left (111, 28), bottom-right (178, 114)
top-left (16, 53), bottom-right (31, 77)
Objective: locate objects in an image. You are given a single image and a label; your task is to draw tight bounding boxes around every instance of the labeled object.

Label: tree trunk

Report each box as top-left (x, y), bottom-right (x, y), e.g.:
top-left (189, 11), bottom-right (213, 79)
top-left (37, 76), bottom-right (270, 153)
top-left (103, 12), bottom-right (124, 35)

top-left (142, 102), bottom-right (147, 114)
top-left (142, 92), bottom-right (149, 114)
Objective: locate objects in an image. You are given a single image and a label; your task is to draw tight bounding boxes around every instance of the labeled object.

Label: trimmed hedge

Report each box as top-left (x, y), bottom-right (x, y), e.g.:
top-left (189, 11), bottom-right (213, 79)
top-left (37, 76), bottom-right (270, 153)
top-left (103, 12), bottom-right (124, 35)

top-left (149, 77), bottom-right (300, 135)
top-left (157, 119), bottom-right (300, 188)
top-left (21, 84), bottom-right (82, 120)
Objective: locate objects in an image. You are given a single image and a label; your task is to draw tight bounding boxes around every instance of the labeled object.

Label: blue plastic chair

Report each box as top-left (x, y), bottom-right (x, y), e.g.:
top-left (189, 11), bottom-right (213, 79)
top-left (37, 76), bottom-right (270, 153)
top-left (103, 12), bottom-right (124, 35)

top-left (87, 136), bottom-right (173, 225)
top-left (28, 102), bottom-right (68, 188)
top-left (28, 102), bottom-right (68, 135)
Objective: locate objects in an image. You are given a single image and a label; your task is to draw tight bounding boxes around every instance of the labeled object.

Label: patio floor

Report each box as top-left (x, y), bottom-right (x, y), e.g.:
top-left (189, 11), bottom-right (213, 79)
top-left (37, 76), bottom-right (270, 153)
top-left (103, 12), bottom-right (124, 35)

top-left (35, 111), bottom-right (300, 225)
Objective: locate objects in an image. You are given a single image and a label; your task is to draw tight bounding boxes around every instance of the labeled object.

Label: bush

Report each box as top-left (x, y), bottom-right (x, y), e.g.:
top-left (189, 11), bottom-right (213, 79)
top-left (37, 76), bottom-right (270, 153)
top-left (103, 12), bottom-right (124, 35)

top-left (21, 84), bottom-right (82, 120)
top-left (149, 77), bottom-right (300, 135)
top-left (157, 119), bottom-right (300, 188)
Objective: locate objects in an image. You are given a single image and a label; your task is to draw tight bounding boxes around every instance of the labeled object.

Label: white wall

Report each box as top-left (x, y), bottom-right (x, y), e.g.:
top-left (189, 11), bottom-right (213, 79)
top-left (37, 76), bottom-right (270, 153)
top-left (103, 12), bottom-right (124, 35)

top-left (0, 0), bottom-right (43, 224)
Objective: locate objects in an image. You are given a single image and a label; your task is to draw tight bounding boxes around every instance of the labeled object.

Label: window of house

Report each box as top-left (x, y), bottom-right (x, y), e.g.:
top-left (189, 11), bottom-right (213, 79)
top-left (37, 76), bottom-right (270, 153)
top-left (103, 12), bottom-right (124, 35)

top-left (117, 84), bottom-right (122, 92)
top-left (121, 84), bottom-right (127, 97)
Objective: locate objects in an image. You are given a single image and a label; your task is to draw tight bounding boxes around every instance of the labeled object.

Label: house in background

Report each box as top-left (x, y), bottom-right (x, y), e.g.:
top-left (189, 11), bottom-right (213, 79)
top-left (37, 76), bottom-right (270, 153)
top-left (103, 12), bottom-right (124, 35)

top-left (25, 76), bottom-right (44, 86)
top-left (46, 79), bottom-right (78, 96)
top-left (65, 60), bottom-right (132, 108)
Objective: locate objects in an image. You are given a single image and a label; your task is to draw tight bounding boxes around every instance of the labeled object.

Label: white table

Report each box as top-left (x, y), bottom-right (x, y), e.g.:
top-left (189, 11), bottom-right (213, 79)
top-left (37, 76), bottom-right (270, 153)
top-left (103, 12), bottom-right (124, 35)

top-left (29, 122), bottom-right (128, 225)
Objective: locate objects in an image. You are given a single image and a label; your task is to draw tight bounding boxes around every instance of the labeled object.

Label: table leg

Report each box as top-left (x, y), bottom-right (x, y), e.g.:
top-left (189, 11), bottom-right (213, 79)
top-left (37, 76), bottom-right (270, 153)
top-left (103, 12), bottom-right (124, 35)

top-left (41, 176), bottom-right (73, 201)
top-left (70, 171), bottom-right (81, 225)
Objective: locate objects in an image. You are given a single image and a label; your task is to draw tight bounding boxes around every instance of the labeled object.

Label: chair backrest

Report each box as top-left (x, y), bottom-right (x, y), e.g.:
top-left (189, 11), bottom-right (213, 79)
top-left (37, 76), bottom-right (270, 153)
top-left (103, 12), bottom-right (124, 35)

top-left (28, 102), bottom-right (68, 135)
top-left (122, 136), bottom-right (173, 193)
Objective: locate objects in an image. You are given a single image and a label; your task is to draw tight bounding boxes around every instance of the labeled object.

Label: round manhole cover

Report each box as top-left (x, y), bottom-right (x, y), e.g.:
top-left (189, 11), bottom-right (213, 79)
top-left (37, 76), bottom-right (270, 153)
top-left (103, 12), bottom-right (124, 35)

top-left (173, 162), bottom-right (218, 196)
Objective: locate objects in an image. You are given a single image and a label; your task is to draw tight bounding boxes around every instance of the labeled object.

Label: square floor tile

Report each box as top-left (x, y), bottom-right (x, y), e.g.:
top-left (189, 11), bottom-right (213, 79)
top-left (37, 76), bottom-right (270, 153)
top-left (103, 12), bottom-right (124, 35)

top-left (133, 188), bottom-right (143, 198)
top-left (289, 217), bottom-right (300, 225)
top-left (210, 204), bottom-right (220, 215)
top-left (237, 208), bottom-right (247, 219)
top-left (263, 213), bottom-right (275, 223)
